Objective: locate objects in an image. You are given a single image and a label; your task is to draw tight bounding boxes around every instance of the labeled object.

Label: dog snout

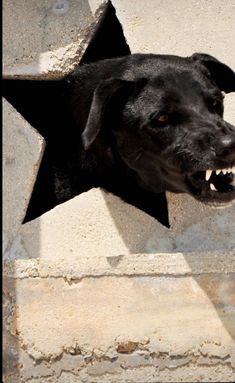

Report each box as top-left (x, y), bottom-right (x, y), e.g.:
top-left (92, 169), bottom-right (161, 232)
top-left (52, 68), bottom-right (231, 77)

top-left (215, 135), bottom-right (235, 161)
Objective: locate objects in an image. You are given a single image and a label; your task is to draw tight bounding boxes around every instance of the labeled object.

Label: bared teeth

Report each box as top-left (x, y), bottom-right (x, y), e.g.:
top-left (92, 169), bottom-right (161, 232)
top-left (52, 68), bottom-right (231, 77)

top-left (205, 167), bottom-right (235, 182)
top-left (205, 170), bottom-right (213, 181)
top-left (221, 167), bottom-right (235, 175)
top-left (210, 183), bottom-right (217, 191)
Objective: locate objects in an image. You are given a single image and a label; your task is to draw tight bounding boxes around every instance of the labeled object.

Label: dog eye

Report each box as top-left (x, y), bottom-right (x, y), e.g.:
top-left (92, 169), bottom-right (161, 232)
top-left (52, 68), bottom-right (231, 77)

top-left (150, 113), bottom-right (169, 126)
top-left (158, 114), bottom-right (169, 122)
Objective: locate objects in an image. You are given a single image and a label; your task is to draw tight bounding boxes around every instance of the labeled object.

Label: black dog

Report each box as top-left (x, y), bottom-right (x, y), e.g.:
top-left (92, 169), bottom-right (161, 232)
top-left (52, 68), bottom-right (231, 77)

top-left (64, 53), bottom-right (235, 221)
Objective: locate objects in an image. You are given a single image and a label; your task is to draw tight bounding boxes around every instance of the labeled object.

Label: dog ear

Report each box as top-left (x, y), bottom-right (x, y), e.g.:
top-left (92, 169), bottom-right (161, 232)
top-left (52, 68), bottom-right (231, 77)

top-left (191, 53), bottom-right (235, 93)
top-left (82, 78), bottom-right (145, 150)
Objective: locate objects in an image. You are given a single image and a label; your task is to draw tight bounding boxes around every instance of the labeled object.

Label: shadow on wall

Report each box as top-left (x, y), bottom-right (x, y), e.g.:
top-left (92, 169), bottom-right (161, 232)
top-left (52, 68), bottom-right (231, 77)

top-left (102, 188), bottom-right (235, 340)
top-left (102, 190), bottom-right (235, 253)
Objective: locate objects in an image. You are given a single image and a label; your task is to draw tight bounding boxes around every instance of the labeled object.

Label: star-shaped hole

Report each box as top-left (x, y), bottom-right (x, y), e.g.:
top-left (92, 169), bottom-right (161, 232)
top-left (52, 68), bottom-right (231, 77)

top-left (3, 2), bottom-right (169, 228)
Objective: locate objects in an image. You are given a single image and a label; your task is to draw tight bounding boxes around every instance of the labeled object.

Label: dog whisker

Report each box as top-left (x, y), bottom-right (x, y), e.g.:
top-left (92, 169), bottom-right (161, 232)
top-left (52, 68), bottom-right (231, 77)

top-left (134, 150), bottom-right (144, 162)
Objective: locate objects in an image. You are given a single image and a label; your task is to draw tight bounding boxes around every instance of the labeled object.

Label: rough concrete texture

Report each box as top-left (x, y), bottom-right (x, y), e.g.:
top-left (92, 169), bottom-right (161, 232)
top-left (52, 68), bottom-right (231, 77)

top-left (9, 188), bottom-right (235, 259)
top-left (4, 251), bottom-right (235, 280)
top-left (3, 273), bottom-right (235, 382)
top-left (3, 187), bottom-right (235, 382)
top-left (2, 98), bottom-right (45, 256)
top-left (224, 93), bottom-right (235, 126)
top-left (112, 0), bottom-right (235, 67)
top-left (3, 0), bottom-right (109, 79)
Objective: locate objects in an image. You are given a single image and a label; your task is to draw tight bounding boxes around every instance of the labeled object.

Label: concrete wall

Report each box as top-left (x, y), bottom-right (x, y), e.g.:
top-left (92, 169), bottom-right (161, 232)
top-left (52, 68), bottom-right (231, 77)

top-left (3, 0), bottom-right (109, 79)
top-left (3, 1), bottom-right (235, 382)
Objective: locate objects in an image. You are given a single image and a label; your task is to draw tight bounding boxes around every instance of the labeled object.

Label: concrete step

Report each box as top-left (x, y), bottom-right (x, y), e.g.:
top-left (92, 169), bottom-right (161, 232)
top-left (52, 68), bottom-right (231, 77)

top-left (3, 268), bottom-right (235, 382)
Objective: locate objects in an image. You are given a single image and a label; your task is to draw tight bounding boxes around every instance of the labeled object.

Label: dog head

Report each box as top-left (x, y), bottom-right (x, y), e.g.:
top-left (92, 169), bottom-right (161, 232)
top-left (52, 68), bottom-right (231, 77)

top-left (81, 53), bottom-right (235, 205)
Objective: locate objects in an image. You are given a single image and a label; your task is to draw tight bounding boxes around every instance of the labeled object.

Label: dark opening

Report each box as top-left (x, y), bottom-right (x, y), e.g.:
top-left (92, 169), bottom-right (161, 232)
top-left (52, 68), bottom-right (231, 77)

top-left (80, 1), bottom-right (130, 64)
top-left (3, 79), bottom-right (72, 221)
top-left (3, 1), bottom-right (169, 227)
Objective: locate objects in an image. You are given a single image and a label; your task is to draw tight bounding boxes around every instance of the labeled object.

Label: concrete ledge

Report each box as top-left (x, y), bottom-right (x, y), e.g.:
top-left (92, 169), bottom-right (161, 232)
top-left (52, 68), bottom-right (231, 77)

top-left (3, 273), bottom-right (235, 382)
top-left (3, 251), bottom-right (235, 279)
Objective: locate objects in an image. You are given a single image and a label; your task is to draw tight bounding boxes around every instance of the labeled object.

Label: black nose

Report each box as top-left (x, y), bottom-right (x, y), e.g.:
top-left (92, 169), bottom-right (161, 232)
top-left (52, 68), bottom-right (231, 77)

top-left (216, 135), bottom-right (235, 161)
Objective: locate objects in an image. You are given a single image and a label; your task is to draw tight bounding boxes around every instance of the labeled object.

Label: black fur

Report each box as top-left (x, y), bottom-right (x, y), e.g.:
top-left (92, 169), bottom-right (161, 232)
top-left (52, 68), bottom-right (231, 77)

top-left (64, 53), bottom-right (235, 219)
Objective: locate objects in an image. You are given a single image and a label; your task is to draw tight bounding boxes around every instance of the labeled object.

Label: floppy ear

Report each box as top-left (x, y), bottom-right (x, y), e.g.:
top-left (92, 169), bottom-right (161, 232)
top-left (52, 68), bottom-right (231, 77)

top-left (191, 53), bottom-right (235, 93)
top-left (82, 78), bottom-right (139, 150)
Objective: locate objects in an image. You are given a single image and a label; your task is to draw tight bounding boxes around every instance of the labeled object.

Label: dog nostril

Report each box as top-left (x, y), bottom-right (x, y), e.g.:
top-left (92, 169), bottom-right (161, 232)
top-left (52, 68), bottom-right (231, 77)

top-left (221, 137), bottom-right (234, 146)
top-left (217, 136), bottom-right (235, 158)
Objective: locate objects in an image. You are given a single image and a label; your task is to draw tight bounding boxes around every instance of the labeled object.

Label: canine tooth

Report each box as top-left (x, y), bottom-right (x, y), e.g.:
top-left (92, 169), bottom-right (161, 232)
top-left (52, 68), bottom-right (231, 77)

top-left (232, 166), bottom-right (235, 174)
top-left (210, 183), bottom-right (217, 191)
top-left (205, 170), bottom-right (212, 180)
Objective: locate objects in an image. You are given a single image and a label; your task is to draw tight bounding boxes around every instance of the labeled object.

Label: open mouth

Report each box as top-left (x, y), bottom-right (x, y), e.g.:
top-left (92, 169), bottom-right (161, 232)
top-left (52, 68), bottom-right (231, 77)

top-left (186, 166), bottom-right (235, 204)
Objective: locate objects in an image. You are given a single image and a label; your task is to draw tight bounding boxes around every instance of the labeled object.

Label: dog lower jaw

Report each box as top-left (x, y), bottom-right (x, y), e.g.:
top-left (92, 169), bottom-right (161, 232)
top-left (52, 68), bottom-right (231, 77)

top-left (206, 201), bottom-right (235, 209)
top-left (131, 164), bottom-right (235, 205)
top-left (184, 167), bottom-right (235, 204)
top-left (179, 188), bottom-right (235, 206)
top-left (186, 182), bottom-right (235, 205)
